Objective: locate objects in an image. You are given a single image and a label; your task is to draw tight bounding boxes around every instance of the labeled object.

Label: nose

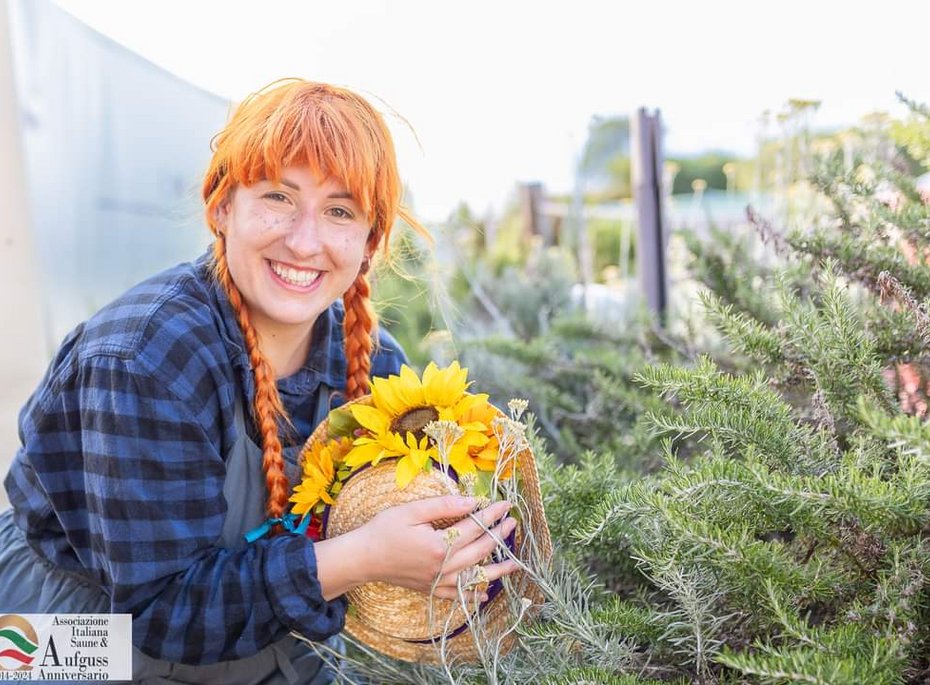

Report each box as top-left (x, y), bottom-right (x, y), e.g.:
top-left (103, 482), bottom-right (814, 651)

top-left (283, 211), bottom-right (324, 257)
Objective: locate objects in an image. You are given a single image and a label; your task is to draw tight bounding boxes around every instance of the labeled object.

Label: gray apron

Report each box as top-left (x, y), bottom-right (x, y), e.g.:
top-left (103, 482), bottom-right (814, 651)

top-left (0, 388), bottom-right (338, 684)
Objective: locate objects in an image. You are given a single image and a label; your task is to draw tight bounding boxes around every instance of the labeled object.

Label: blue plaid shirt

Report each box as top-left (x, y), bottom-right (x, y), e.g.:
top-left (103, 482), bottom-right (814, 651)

top-left (4, 253), bottom-right (407, 665)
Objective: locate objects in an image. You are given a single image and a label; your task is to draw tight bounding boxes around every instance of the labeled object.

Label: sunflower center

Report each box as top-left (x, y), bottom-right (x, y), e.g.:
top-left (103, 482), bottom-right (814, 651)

top-left (391, 406), bottom-right (440, 441)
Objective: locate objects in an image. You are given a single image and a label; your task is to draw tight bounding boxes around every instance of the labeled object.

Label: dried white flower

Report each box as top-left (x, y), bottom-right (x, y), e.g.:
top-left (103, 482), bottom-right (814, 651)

top-left (424, 420), bottom-right (465, 446)
top-left (458, 472), bottom-right (478, 497)
top-left (424, 420), bottom-right (465, 468)
top-left (492, 416), bottom-right (529, 453)
top-left (459, 564), bottom-right (489, 590)
top-left (442, 527), bottom-right (461, 546)
top-left (507, 398), bottom-right (529, 420)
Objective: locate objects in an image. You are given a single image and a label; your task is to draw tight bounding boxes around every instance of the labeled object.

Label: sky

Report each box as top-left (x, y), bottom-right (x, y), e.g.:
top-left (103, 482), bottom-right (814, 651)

top-left (51, 0), bottom-right (930, 222)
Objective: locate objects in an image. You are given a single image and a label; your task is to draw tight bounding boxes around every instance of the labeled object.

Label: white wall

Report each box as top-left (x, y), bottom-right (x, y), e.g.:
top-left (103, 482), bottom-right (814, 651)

top-left (0, 0), bottom-right (47, 507)
top-left (0, 0), bottom-right (230, 505)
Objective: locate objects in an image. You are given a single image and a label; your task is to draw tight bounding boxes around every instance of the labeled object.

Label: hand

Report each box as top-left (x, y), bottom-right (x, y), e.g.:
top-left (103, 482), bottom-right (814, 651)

top-left (358, 496), bottom-right (520, 600)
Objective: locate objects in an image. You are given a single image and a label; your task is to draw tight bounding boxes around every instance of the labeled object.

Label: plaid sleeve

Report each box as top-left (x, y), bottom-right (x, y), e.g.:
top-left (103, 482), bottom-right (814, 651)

top-left (73, 349), bottom-right (345, 664)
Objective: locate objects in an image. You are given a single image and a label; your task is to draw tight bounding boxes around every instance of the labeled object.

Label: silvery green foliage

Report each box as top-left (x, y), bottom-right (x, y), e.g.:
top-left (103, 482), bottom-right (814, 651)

top-left (326, 98), bottom-right (930, 683)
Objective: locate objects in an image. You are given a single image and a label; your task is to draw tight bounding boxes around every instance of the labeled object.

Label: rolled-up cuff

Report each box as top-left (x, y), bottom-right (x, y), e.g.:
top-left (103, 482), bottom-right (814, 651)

top-left (264, 535), bottom-right (347, 640)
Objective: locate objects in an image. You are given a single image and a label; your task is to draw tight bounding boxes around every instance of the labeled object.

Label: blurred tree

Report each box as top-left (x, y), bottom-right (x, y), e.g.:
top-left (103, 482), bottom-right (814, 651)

top-left (578, 115), bottom-right (632, 199)
top-left (666, 152), bottom-right (739, 194)
top-left (890, 93), bottom-right (930, 171)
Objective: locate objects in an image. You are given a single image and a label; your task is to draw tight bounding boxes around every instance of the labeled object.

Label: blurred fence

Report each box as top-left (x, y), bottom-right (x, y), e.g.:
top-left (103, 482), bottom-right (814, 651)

top-left (527, 188), bottom-right (775, 326)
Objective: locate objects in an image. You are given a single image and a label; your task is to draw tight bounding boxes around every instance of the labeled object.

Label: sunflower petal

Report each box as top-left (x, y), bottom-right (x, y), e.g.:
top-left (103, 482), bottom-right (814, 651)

top-left (474, 457), bottom-right (498, 472)
top-left (476, 443), bottom-right (499, 462)
top-left (370, 376), bottom-right (402, 416)
top-left (459, 429), bottom-right (491, 446)
top-left (423, 361), bottom-right (469, 407)
top-left (398, 365), bottom-right (425, 406)
top-left (449, 448), bottom-right (477, 475)
top-left (350, 405), bottom-right (390, 435)
top-left (395, 455), bottom-right (421, 489)
top-left (453, 393), bottom-right (489, 417)
top-left (421, 361), bottom-right (438, 384)
top-left (344, 442), bottom-right (385, 468)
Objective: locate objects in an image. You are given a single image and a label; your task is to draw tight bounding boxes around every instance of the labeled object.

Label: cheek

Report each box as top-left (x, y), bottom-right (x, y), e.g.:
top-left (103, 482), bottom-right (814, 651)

top-left (340, 230), bottom-right (369, 261)
top-left (250, 207), bottom-right (296, 234)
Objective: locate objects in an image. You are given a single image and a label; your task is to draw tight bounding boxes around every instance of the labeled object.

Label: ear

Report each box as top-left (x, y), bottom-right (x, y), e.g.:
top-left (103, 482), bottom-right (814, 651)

top-left (214, 203), bottom-right (229, 233)
top-left (213, 193), bottom-right (233, 234)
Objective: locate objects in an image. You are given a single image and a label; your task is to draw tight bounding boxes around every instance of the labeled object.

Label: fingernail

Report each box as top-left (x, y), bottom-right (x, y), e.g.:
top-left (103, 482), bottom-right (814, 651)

top-left (480, 593), bottom-right (490, 602)
top-left (457, 496), bottom-right (476, 507)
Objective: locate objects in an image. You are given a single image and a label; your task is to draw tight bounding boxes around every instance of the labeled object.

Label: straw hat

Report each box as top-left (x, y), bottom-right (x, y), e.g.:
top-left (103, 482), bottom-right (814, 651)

top-left (304, 395), bottom-right (552, 664)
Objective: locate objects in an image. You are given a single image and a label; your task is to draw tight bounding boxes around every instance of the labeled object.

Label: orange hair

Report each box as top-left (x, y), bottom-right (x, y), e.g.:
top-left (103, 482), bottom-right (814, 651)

top-left (201, 79), bottom-right (427, 521)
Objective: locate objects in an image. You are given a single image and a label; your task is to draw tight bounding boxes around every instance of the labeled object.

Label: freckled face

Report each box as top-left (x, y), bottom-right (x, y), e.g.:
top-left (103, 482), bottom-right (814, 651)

top-left (217, 166), bottom-right (371, 343)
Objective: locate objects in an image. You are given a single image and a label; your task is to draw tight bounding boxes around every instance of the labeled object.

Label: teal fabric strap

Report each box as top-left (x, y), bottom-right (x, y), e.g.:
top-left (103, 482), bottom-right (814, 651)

top-left (244, 513), bottom-right (312, 543)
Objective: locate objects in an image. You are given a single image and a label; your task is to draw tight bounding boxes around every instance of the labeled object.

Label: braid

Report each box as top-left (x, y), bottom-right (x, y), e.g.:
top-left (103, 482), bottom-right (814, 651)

top-left (212, 238), bottom-right (291, 521)
top-left (343, 271), bottom-right (377, 400)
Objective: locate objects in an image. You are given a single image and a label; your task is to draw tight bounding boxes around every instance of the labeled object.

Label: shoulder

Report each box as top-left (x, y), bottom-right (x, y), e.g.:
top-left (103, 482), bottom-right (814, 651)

top-left (87, 261), bottom-right (219, 357)
top-left (371, 325), bottom-right (408, 378)
top-left (43, 260), bottom-right (235, 403)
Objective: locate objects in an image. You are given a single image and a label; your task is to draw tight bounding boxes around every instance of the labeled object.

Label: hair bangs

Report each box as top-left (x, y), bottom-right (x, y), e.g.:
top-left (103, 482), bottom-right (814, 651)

top-left (203, 79), bottom-right (420, 252)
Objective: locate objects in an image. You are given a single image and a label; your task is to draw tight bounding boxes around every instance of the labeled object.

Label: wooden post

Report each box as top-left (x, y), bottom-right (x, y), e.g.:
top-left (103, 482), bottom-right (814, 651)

top-left (519, 182), bottom-right (550, 244)
top-left (631, 107), bottom-right (668, 324)
top-left (0, 0), bottom-right (48, 490)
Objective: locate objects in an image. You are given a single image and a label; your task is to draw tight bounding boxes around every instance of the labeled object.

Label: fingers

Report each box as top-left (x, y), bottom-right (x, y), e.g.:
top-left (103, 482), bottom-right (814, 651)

top-left (455, 515), bottom-right (517, 566)
top-left (445, 500), bottom-right (512, 549)
top-left (400, 495), bottom-right (477, 524)
top-left (436, 514), bottom-right (517, 580)
top-left (429, 560), bottom-right (521, 601)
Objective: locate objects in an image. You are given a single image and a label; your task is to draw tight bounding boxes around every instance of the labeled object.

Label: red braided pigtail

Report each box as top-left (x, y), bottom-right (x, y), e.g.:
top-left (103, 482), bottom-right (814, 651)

top-left (342, 268), bottom-right (377, 400)
top-left (212, 238), bottom-right (291, 520)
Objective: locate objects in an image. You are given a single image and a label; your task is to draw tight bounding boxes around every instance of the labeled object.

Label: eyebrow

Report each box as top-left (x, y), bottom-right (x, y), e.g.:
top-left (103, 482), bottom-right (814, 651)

top-left (277, 178), bottom-right (355, 200)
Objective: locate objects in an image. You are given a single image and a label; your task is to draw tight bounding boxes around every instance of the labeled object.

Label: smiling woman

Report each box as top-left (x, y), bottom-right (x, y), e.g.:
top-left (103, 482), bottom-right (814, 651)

top-left (0, 78), bottom-right (521, 683)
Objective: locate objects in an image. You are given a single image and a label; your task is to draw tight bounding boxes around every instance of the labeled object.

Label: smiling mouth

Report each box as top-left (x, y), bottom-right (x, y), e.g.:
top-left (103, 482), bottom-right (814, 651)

top-left (269, 261), bottom-right (322, 287)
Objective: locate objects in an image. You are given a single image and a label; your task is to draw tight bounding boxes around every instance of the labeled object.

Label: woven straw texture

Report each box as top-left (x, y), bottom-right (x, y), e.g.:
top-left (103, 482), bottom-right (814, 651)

top-left (308, 396), bottom-right (552, 664)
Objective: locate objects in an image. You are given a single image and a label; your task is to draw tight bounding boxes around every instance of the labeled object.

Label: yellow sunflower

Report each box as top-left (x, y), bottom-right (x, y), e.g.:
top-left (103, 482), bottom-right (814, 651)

top-left (290, 436), bottom-right (352, 515)
top-left (343, 362), bottom-right (496, 487)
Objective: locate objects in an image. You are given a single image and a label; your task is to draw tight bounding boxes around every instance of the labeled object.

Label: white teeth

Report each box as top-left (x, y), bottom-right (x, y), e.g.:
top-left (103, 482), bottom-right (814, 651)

top-left (271, 262), bottom-right (320, 286)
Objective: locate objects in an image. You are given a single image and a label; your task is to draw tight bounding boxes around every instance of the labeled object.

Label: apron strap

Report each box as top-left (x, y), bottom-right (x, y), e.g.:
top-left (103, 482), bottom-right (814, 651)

top-left (313, 384), bottom-right (332, 430)
top-left (270, 642), bottom-right (302, 685)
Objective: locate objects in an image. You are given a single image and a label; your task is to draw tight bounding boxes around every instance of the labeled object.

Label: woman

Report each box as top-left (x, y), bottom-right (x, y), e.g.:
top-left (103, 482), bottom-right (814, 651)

top-left (0, 79), bottom-right (519, 683)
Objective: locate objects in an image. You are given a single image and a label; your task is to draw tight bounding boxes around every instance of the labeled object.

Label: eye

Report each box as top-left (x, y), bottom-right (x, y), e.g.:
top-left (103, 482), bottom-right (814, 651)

top-left (327, 206), bottom-right (355, 220)
top-left (263, 192), bottom-right (291, 203)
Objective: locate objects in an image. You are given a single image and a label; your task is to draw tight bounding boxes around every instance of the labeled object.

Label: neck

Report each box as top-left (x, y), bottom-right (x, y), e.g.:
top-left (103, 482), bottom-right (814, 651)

top-left (251, 316), bottom-right (315, 379)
